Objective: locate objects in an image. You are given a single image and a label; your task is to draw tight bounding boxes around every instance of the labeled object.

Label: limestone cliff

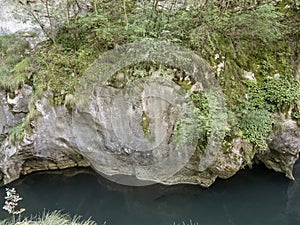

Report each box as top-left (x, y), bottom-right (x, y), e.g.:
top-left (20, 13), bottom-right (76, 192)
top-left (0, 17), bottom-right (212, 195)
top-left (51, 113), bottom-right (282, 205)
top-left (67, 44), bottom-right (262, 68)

top-left (0, 80), bottom-right (299, 187)
top-left (0, 0), bottom-right (299, 187)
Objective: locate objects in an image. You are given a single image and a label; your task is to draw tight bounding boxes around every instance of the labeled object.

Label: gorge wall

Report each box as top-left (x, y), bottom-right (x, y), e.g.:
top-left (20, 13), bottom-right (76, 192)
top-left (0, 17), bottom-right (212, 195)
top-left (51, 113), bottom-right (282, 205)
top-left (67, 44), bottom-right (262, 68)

top-left (0, 0), bottom-right (299, 187)
top-left (0, 79), bottom-right (299, 187)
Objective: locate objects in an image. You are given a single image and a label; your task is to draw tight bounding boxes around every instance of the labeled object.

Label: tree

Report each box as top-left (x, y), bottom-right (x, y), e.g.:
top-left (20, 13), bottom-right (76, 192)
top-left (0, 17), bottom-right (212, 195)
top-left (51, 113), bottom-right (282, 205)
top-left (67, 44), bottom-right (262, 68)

top-left (16, 0), bottom-right (88, 44)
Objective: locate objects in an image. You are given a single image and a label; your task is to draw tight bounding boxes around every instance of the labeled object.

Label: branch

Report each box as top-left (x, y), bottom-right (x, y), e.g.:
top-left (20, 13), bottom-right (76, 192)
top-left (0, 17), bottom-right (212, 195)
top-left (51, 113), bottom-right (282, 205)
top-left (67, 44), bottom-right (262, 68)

top-left (123, 0), bottom-right (128, 30)
top-left (45, 0), bottom-right (55, 44)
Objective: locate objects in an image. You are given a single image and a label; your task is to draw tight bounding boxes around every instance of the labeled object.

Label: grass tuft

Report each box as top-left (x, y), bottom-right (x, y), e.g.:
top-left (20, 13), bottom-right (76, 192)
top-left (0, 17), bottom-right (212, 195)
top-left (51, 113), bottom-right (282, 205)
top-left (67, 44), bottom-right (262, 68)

top-left (0, 211), bottom-right (97, 225)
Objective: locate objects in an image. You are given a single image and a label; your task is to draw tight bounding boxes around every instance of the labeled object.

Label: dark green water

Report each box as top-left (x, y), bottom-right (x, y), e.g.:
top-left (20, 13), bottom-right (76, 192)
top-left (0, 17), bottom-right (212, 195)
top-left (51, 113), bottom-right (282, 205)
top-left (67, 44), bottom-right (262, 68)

top-left (1, 162), bottom-right (300, 225)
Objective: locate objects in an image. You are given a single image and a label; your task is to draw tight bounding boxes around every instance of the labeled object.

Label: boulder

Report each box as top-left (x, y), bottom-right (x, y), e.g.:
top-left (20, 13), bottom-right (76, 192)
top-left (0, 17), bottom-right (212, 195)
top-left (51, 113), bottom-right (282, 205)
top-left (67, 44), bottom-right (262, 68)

top-left (257, 119), bottom-right (300, 179)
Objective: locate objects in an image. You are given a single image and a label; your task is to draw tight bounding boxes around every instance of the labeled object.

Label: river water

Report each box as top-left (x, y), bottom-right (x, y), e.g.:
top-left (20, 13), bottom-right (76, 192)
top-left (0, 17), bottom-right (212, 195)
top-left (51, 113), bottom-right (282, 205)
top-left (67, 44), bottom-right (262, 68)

top-left (0, 162), bottom-right (299, 225)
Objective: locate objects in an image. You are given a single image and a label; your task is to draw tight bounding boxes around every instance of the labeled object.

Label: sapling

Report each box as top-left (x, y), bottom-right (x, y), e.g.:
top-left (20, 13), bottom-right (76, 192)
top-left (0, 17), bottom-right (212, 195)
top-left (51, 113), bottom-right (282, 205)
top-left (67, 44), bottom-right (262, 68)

top-left (3, 188), bottom-right (25, 223)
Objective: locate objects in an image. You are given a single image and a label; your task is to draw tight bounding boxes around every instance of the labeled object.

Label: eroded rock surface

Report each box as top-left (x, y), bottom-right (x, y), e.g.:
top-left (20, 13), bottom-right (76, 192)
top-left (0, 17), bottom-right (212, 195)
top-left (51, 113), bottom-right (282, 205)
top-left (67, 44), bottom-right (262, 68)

top-left (257, 115), bottom-right (300, 180)
top-left (0, 67), bottom-right (299, 187)
top-left (0, 83), bottom-right (279, 187)
top-left (0, 89), bottom-right (89, 185)
top-left (0, 58), bottom-right (299, 186)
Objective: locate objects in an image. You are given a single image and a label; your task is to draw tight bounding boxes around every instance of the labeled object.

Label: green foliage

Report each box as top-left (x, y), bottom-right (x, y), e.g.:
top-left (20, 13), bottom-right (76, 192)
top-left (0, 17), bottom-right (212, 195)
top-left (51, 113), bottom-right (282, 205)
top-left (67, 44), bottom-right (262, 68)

top-left (239, 110), bottom-right (274, 151)
top-left (174, 92), bottom-right (212, 147)
top-left (187, 2), bottom-right (294, 104)
top-left (12, 58), bottom-right (34, 87)
top-left (16, 0), bottom-right (297, 106)
top-left (231, 4), bottom-right (285, 42)
top-left (236, 76), bottom-right (299, 148)
top-left (189, 3), bottom-right (286, 51)
top-left (0, 211), bottom-right (96, 225)
top-left (263, 77), bottom-right (300, 109)
top-left (173, 107), bottom-right (200, 147)
top-left (2, 0), bottom-right (299, 152)
top-left (0, 35), bottom-right (30, 91)
top-left (190, 92), bottom-right (212, 137)
top-left (127, 2), bottom-right (194, 43)
top-left (8, 123), bottom-right (25, 144)
top-left (237, 77), bottom-right (300, 113)
top-left (236, 81), bottom-right (267, 114)
top-left (31, 46), bottom-right (79, 104)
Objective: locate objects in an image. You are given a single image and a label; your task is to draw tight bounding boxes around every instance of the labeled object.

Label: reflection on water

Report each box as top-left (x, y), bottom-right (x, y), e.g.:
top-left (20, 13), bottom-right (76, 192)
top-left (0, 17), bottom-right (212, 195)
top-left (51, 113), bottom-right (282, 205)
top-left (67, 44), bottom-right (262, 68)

top-left (286, 161), bottom-right (300, 224)
top-left (0, 162), bottom-right (299, 225)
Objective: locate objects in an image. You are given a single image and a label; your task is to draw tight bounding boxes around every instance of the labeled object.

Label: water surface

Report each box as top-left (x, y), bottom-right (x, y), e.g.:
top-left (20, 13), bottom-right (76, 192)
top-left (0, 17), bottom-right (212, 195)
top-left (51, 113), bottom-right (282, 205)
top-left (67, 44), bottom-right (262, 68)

top-left (0, 162), bottom-right (299, 225)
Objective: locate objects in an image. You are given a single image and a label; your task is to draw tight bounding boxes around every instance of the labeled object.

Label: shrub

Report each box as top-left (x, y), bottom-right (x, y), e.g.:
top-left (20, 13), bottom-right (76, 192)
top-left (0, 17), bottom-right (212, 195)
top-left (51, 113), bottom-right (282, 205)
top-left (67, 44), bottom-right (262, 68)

top-left (0, 35), bottom-right (30, 91)
top-left (239, 110), bottom-right (274, 151)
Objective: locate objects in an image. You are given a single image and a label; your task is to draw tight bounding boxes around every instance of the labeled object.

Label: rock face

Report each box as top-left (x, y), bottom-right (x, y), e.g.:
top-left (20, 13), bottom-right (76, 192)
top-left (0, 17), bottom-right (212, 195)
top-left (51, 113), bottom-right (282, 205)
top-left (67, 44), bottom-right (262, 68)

top-left (257, 63), bottom-right (300, 179)
top-left (0, 0), bottom-right (34, 34)
top-left (0, 1), bottom-right (299, 187)
top-left (0, 88), bottom-right (89, 185)
top-left (0, 84), bottom-right (246, 187)
top-left (1, 79), bottom-right (298, 187)
top-left (0, 0), bottom-right (89, 46)
top-left (0, 60), bottom-right (299, 187)
top-left (258, 119), bottom-right (300, 179)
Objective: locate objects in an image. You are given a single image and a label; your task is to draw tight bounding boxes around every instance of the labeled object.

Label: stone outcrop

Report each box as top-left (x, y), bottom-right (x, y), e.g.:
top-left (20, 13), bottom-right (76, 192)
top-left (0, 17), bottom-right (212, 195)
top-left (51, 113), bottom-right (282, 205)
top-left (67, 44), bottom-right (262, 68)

top-left (0, 0), bottom-right (34, 34)
top-left (257, 118), bottom-right (300, 179)
top-left (0, 1), bottom-right (299, 187)
top-left (0, 88), bottom-right (89, 185)
top-left (1, 79), bottom-right (298, 187)
top-left (257, 64), bottom-right (300, 179)
top-left (258, 63), bottom-right (300, 180)
top-left (0, 56), bottom-right (299, 187)
top-left (0, 85), bottom-right (239, 186)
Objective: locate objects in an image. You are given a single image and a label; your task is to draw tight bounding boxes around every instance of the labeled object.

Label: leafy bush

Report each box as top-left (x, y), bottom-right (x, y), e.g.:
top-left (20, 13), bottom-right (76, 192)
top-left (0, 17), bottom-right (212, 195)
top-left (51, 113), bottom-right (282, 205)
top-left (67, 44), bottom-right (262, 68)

top-left (263, 77), bottom-right (300, 109)
top-left (31, 46), bottom-right (83, 104)
top-left (236, 76), bottom-right (299, 148)
top-left (239, 110), bottom-right (274, 151)
top-left (17, 0), bottom-right (297, 106)
top-left (237, 77), bottom-right (300, 113)
top-left (0, 35), bottom-right (30, 91)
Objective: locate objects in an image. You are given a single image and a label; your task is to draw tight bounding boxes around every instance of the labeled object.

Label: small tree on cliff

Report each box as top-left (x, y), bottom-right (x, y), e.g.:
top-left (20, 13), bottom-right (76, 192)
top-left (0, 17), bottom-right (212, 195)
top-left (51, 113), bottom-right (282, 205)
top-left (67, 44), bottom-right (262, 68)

top-left (15, 0), bottom-right (88, 44)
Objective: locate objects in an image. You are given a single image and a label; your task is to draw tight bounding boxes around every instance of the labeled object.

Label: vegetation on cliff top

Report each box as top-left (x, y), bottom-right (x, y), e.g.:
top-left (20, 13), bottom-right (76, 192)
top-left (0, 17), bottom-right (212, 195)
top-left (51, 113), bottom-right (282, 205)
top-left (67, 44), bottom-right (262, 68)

top-left (0, 0), bottom-right (299, 152)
